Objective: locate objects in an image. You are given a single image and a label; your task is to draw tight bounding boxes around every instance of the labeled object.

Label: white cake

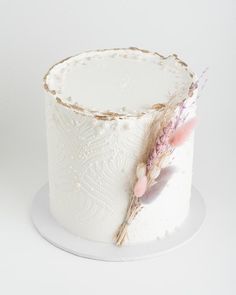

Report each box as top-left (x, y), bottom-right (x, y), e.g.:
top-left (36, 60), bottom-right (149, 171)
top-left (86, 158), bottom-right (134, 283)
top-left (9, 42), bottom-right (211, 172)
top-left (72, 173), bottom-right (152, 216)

top-left (44, 48), bottom-right (198, 245)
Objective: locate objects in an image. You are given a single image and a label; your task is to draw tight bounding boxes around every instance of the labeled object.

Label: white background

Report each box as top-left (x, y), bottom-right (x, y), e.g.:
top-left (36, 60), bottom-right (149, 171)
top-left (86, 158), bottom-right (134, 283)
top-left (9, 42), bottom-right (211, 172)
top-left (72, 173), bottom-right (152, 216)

top-left (0, 0), bottom-right (235, 294)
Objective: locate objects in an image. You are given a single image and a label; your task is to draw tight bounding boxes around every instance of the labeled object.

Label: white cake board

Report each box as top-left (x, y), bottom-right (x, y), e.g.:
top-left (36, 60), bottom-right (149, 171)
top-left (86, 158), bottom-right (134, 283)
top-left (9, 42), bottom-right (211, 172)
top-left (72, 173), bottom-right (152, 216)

top-left (31, 184), bottom-right (206, 262)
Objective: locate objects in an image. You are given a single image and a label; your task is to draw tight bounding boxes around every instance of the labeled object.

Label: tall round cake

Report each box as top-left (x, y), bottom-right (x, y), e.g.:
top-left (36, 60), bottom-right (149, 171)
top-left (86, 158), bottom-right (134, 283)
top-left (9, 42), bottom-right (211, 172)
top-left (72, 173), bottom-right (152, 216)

top-left (44, 48), bottom-right (198, 245)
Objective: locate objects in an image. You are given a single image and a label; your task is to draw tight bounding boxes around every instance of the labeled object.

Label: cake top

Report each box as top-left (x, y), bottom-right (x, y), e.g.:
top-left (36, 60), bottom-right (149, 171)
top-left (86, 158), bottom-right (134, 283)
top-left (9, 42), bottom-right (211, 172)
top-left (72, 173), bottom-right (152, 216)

top-left (44, 48), bottom-right (197, 119)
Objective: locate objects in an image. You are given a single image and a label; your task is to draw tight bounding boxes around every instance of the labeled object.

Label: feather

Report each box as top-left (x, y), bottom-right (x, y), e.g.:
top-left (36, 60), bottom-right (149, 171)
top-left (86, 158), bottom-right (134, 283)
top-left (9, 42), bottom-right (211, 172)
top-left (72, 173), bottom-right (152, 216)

top-left (169, 117), bottom-right (197, 147)
top-left (140, 166), bottom-right (177, 204)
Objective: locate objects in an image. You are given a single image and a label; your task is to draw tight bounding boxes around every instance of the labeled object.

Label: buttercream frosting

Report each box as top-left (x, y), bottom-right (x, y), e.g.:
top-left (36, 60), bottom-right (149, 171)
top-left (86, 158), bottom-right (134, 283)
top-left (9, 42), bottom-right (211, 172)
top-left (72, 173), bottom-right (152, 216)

top-left (44, 48), bottom-right (197, 244)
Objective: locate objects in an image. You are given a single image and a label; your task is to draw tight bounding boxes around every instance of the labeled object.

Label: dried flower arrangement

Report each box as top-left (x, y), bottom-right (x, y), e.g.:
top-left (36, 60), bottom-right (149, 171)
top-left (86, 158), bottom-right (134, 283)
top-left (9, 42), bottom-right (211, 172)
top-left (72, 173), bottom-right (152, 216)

top-left (114, 79), bottom-right (203, 246)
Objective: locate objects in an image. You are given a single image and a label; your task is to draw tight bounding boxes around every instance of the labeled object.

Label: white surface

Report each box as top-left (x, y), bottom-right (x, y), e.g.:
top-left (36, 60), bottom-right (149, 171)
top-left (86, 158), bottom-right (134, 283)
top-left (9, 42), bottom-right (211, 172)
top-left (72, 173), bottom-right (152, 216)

top-left (45, 52), bottom-right (196, 243)
top-left (0, 0), bottom-right (235, 294)
top-left (32, 184), bottom-right (206, 261)
top-left (45, 48), bottom-right (194, 113)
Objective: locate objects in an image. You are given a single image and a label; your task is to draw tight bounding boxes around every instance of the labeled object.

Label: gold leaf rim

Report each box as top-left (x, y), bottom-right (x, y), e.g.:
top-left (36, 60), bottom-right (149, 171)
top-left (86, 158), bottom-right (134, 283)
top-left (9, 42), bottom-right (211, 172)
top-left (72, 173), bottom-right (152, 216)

top-left (43, 47), bottom-right (197, 121)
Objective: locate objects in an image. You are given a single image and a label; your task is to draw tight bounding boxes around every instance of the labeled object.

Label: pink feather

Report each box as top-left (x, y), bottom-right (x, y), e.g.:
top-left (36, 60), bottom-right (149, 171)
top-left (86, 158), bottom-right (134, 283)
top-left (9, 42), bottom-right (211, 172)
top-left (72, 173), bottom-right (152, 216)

top-left (169, 117), bottom-right (197, 147)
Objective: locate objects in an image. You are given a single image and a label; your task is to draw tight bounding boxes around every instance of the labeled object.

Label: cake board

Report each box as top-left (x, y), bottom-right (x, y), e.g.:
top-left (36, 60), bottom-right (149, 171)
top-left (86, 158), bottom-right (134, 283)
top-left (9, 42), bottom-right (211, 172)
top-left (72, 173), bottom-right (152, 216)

top-left (31, 184), bottom-right (206, 262)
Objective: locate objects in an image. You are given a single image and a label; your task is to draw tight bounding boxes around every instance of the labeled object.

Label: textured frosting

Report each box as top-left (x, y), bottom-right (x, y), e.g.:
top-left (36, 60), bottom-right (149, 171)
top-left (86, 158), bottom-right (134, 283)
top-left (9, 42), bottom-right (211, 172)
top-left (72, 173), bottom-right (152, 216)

top-left (44, 48), bottom-right (197, 244)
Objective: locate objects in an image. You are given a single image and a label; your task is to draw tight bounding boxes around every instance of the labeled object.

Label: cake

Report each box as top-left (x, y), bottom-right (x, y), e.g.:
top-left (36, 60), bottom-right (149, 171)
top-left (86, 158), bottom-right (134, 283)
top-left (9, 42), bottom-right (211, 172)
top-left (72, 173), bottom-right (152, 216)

top-left (44, 48), bottom-right (198, 246)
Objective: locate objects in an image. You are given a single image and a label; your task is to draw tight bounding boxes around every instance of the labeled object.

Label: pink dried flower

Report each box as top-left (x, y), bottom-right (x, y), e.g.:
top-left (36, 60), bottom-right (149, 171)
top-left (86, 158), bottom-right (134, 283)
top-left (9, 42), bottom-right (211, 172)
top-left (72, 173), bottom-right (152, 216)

top-left (147, 120), bottom-right (174, 170)
top-left (133, 176), bottom-right (148, 198)
top-left (169, 117), bottom-right (197, 147)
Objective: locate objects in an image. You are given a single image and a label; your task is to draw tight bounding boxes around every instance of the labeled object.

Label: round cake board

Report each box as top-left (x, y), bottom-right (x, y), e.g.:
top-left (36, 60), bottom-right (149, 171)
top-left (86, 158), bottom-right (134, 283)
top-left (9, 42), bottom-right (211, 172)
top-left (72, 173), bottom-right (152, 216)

top-left (31, 184), bottom-right (206, 262)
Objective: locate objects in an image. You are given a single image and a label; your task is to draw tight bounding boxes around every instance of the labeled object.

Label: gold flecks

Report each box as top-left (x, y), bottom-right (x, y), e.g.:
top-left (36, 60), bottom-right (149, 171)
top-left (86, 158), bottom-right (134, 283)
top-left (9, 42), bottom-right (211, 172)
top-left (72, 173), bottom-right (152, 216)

top-left (151, 103), bottom-right (166, 110)
top-left (56, 97), bottom-right (68, 107)
top-left (44, 47), bottom-right (197, 122)
top-left (44, 83), bottom-right (49, 91)
top-left (56, 97), bottom-right (84, 112)
top-left (188, 82), bottom-right (198, 97)
top-left (179, 60), bottom-right (188, 67)
top-left (101, 111), bottom-right (127, 118)
top-left (129, 47), bottom-right (148, 54)
top-left (94, 115), bottom-right (116, 121)
top-left (102, 111), bottom-right (120, 116)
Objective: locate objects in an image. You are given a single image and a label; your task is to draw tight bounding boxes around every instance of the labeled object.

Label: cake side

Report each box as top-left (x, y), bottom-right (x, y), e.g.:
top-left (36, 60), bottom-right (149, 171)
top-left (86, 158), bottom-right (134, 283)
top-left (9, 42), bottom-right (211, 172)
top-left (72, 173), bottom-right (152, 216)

top-left (45, 93), bottom-right (196, 244)
top-left (46, 96), bottom-right (157, 242)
